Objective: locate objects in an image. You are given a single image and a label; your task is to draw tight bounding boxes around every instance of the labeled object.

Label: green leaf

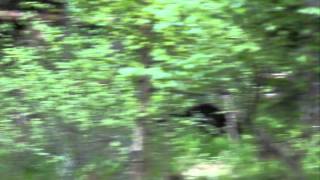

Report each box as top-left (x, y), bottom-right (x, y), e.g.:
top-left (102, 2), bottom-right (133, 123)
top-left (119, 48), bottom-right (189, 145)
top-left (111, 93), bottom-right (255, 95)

top-left (298, 7), bottom-right (320, 16)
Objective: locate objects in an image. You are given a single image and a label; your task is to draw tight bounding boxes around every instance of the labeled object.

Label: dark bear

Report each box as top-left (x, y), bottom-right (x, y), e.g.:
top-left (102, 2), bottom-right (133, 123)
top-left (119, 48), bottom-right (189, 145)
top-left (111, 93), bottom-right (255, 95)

top-left (171, 103), bottom-right (227, 134)
top-left (184, 103), bottom-right (226, 128)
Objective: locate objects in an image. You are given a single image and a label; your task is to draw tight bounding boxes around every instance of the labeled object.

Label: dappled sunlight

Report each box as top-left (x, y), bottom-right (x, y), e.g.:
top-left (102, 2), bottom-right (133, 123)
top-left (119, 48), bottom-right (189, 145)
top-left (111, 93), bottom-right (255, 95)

top-left (182, 162), bottom-right (232, 179)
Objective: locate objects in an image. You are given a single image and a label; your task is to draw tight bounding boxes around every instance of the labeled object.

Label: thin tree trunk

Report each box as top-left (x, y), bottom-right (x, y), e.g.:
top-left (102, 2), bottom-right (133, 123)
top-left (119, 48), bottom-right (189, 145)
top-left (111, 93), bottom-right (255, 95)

top-left (130, 120), bottom-right (147, 180)
top-left (221, 93), bottom-right (240, 140)
top-left (129, 22), bottom-right (154, 179)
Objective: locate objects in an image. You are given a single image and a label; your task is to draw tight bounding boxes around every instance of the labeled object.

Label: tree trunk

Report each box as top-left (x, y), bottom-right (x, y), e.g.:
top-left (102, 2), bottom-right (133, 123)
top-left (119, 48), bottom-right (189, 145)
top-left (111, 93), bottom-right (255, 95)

top-left (129, 22), bottom-right (154, 179)
top-left (221, 94), bottom-right (240, 140)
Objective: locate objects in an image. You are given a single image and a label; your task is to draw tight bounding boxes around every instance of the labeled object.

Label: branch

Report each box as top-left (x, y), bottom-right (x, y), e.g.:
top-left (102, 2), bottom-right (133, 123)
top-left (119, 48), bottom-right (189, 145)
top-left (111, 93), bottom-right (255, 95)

top-left (0, 10), bottom-right (64, 22)
top-left (0, 10), bottom-right (22, 21)
top-left (247, 70), bottom-right (305, 179)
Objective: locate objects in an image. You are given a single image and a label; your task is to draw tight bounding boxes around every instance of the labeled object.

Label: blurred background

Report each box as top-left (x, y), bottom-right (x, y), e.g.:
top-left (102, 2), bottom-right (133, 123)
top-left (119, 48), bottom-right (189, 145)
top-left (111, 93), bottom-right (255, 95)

top-left (0, 0), bottom-right (319, 179)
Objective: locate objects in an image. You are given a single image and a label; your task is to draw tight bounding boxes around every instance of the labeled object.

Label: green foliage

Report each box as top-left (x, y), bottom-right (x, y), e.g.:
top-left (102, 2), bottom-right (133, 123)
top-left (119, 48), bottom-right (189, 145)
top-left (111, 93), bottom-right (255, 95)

top-left (0, 0), bottom-right (318, 179)
top-left (301, 134), bottom-right (320, 179)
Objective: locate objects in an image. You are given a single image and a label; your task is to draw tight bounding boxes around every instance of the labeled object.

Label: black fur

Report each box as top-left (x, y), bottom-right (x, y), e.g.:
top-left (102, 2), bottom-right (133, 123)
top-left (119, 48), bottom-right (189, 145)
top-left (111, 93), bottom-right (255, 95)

top-left (183, 103), bottom-right (226, 129)
top-left (168, 103), bottom-right (227, 134)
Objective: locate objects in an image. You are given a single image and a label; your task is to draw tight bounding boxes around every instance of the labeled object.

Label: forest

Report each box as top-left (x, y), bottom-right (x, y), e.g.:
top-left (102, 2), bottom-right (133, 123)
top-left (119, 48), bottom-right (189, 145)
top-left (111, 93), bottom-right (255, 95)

top-left (0, 0), bottom-right (319, 179)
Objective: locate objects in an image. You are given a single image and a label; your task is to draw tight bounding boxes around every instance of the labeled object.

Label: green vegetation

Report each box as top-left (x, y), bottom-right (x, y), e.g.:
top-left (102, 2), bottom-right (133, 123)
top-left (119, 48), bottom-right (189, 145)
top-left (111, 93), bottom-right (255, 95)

top-left (0, 0), bottom-right (319, 179)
